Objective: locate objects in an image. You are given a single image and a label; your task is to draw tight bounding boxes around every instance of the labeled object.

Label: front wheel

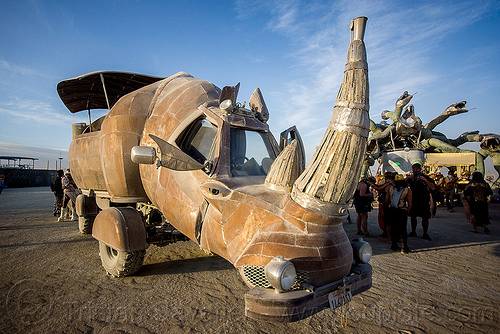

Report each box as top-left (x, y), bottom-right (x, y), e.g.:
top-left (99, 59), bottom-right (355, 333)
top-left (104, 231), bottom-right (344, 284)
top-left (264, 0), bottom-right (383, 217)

top-left (98, 241), bottom-right (145, 277)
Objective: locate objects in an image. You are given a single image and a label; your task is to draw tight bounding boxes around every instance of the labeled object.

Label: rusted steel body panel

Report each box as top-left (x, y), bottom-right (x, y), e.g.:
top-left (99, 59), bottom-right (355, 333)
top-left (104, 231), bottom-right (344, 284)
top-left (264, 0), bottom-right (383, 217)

top-left (69, 131), bottom-right (106, 190)
top-left (92, 207), bottom-right (147, 252)
top-left (138, 73), bottom-right (224, 241)
top-left (100, 83), bottom-right (160, 199)
top-left (68, 82), bottom-right (161, 199)
top-left (198, 178), bottom-right (352, 287)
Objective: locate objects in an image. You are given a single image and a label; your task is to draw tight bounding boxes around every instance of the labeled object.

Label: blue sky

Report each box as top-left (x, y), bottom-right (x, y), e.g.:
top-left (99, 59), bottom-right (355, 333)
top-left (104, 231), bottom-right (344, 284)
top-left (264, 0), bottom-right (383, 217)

top-left (0, 0), bottom-right (499, 174)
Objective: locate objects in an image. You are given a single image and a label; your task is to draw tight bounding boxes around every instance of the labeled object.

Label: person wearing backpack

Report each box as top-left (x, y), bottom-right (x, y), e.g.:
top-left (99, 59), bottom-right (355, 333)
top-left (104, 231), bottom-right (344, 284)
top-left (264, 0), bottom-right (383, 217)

top-left (385, 174), bottom-right (412, 253)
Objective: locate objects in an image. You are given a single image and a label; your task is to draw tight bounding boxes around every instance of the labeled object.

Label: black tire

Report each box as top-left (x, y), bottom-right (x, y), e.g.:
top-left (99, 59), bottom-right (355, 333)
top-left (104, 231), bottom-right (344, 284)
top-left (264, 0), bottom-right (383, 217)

top-left (98, 241), bottom-right (145, 277)
top-left (78, 216), bottom-right (94, 234)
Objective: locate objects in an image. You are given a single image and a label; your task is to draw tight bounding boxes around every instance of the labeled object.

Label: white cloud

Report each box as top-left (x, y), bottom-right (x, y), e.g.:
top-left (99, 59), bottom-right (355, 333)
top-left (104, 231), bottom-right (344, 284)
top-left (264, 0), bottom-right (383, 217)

top-left (235, 0), bottom-right (499, 162)
top-left (0, 58), bottom-right (41, 77)
top-left (258, 0), bottom-right (496, 137)
top-left (0, 97), bottom-right (76, 127)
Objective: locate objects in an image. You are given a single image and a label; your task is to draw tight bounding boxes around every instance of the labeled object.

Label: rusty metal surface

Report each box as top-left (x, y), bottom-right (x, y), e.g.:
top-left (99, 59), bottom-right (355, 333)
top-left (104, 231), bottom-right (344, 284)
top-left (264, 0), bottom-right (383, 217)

top-left (75, 194), bottom-right (98, 217)
top-left (92, 207), bottom-right (147, 252)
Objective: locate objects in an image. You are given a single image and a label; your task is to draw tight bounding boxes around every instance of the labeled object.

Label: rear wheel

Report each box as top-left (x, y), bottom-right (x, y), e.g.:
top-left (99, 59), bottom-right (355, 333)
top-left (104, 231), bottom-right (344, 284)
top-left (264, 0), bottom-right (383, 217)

top-left (78, 216), bottom-right (94, 234)
top-left (98, 241), bottom-right (145, 277)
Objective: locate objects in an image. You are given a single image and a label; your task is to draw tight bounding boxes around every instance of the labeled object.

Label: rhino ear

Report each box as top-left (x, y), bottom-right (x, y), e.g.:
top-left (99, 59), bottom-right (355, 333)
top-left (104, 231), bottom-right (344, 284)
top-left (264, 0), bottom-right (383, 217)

top-left (219, 82), bottom-right (240, 107)
top-left (265, 140), bottom-right (304, 192)
top-left (249, 88), bottom-right (269, 122)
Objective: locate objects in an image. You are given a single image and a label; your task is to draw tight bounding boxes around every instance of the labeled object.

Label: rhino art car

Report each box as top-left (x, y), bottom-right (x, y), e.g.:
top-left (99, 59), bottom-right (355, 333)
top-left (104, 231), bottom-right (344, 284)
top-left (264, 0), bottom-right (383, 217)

top-left (57, 17), bottom-right (372, 322)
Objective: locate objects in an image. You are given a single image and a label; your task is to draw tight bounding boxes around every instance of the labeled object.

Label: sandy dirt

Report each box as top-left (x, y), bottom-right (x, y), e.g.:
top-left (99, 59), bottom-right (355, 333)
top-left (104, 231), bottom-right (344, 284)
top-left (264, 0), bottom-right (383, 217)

top-left (0, 187), bottom-right (498, 333)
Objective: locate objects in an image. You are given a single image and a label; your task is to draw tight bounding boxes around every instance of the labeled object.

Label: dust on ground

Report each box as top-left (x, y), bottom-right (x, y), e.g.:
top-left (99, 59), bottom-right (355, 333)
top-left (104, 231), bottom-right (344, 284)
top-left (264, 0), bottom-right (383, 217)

top-left (0, 187), bottom-right (498, 333)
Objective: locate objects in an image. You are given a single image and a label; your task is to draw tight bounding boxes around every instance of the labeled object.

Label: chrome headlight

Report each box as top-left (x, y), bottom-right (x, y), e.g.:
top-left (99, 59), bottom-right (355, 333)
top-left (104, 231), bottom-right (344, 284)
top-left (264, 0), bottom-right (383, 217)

top-left (351, 238), bottom-right (372, 264)
top-left (264, 256), bottom-right (296, 293)
top-left (220, 99), bottom-right (233, 112)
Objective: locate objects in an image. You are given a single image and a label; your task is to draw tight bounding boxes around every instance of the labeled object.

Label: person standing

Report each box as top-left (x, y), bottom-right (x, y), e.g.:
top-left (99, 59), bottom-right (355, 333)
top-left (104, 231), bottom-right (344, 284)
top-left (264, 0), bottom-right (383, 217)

top-left (458, 171), bottom-right (472, 223)
top-left (464, 171), bottom-right (492, 233)
top-left (58, 169), bottom-right (79, 222)
top-left (51, 169), bottom-right (64, 216)
top-left (434, 173), bottom-right (445, 209)
top-left (0, 174), bottom-right (5, 194)
top-left (406, 163), bottom-right (435, 240)
top-left (371, 172), bottom-right (395, 240)
top-left (385, 174), bottom-right (412, 253)
top-left (443, 170), bottom-right (458, 212)
top-left (354, 177), bottom-right (375, 236)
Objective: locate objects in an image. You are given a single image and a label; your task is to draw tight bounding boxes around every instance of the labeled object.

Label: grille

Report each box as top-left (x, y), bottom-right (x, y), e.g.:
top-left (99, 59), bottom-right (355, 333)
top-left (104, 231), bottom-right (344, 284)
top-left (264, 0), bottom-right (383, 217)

top-left (243, 265), bottom-right (271, 288)
top-left (242, 265), bottom-right (310, 290)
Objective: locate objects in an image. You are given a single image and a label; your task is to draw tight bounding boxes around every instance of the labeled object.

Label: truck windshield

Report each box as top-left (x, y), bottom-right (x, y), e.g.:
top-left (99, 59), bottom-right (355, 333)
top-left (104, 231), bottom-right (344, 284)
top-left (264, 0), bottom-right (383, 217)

top-left (230, 128), bottom-right (275, 177)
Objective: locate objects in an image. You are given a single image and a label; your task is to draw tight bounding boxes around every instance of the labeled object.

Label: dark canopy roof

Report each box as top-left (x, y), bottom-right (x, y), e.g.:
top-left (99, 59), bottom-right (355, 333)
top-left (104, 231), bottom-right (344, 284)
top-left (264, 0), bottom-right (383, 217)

top-left (0, 156), bottom-right (39, 161)
top-left (57, 71), bottom-right (164, 113)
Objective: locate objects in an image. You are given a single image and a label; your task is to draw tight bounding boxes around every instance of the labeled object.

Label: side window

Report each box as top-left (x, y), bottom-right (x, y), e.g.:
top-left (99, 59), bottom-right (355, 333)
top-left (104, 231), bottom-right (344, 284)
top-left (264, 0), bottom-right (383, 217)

top-left (176, 118), bottom-right (218, 165)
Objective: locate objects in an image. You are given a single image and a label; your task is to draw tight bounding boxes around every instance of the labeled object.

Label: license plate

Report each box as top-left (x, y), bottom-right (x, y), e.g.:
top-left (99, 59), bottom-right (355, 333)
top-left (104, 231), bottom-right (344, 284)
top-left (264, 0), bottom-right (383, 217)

top-left (328, 288), bottom-right (353, 310)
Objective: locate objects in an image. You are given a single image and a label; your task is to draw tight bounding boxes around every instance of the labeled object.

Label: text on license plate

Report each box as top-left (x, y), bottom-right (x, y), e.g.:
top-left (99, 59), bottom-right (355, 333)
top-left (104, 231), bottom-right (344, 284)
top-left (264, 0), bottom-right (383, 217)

top-left (328, 288), bottom-right (353, 310)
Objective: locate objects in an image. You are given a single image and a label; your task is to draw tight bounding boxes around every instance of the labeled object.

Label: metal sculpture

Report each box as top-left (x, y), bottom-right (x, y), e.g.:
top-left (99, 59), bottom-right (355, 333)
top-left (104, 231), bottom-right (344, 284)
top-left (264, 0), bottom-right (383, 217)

top-left (57, 17), bottom-right (373, 322)
top-left (366, 91), bottom-right (499, 185)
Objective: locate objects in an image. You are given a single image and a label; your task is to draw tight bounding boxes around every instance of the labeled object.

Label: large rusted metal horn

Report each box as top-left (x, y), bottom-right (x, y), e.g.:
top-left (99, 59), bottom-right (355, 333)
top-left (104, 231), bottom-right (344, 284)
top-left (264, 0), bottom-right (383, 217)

top-left (291, 16), bottom-right (370, 216)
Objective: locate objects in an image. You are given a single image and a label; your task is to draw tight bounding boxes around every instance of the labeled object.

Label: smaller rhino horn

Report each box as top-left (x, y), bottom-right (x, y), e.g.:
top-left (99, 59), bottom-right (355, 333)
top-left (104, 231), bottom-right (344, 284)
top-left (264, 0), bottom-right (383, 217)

top-left (265, 140), bottom-right (304, 192)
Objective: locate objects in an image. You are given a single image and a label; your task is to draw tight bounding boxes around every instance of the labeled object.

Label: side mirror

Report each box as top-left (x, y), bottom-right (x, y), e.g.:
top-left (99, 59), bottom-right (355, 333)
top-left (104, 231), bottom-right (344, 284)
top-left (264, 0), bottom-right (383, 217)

top-left (149, 134), bottom-right (205, 171)
top-left (131, 146), bottom-right (157, 164)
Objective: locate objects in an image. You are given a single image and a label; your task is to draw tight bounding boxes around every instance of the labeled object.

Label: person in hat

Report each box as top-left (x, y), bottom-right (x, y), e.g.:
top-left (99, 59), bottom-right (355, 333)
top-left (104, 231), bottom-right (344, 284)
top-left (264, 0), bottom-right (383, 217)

top-left (385, 174), bottom-right (412, 253)
top-left (406, 162), bottom-right (435, 240)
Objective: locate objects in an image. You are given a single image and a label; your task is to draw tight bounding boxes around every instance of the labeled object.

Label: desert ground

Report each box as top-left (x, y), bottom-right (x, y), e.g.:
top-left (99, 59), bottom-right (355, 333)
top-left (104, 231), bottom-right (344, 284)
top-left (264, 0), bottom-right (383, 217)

top-left (0, 187), bottom-right (498, 333)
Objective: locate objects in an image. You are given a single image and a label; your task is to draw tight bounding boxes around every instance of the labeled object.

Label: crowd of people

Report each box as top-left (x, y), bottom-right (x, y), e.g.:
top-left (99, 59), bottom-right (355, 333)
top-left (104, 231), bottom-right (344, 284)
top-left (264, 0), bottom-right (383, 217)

top-left (353, 163), bottom-right (494, 254)
top-left (51, 169), bottom-right (79, 222)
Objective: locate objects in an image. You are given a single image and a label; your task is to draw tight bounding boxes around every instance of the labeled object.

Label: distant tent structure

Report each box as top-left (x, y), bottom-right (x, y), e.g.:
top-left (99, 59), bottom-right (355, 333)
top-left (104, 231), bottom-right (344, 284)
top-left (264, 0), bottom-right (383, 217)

top-left (0, 156), bottom-right (38, 169)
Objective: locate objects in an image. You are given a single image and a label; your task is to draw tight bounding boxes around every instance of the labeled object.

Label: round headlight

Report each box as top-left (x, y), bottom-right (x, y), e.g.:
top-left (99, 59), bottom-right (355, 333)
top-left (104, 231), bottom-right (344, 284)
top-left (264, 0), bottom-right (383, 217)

top-left (351, 238), bottom-right (372, 264)
top-left (220, 99), bottom-right (233, 112)
top-left (264, 256), bottom-right (297, 293)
